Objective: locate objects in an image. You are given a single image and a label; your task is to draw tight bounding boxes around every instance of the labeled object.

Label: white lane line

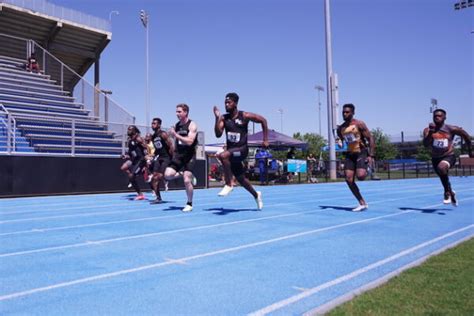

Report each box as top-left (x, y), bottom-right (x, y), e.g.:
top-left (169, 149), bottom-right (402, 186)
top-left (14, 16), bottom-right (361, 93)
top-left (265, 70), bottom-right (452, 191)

top-left (0, 200), bottom-right (159, 215)
top-left (0, 207), bottom-right (153, 224)
top-left (0, 184), bottom-right (443, 235)
top-left (303, 235), bottom-right (474, 315)
top-left (293, 287), bottom-right (310, 292)
top-left (2, 186), bottom-right (472, 239)
top-left (2, 188), bottom-right (473, 257)
top-left (248, 218), bottom-right (474, 314)
top-left (0, 182), bottom-right (438, 216)
top-left (0, 209), bottom-right (329, 258)
top-left (0, 178), bottom-right (438, 204)
top-left (164, 258), bottom-right (189, 265)
top-left (0, 210), bottom-right (413, 301)
top-left (1, 183), bottom-right (467, 224)
top-left (0, 191), bottom-right (135, 202)
top-left (1, 176), bottom-right (470, 211)
top-left (0, 214), bottom-right (185, 237)
top-left (3, 185), bottom-right (471, 257)
top-left (0, 184), bottom-right (343, 211)
top-left (0, 180), bottom-right (455, 214)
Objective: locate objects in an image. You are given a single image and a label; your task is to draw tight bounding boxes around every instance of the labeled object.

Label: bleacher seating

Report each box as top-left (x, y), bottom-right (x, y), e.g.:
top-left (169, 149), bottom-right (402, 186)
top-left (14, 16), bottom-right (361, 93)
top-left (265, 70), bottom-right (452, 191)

top-left (0, 55), bottom-right (123, 155)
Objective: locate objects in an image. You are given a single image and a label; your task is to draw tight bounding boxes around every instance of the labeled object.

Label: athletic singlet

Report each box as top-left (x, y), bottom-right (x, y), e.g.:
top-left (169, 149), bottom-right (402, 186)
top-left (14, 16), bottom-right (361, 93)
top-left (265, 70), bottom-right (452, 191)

top-left (128, 139), bottom-right (146, 161)
top-left (152, 130), bottom-right (170, 158)
top-left (146, 142), bottom-right (155, 156)
top-left (174, 120), bottom-right (197, 155)
top-left (430, 124), bottom-right (457, 158)
top-left (340, 120), bottom-right (365, 153)
top-left (223, 111), bottom-right (248, 149)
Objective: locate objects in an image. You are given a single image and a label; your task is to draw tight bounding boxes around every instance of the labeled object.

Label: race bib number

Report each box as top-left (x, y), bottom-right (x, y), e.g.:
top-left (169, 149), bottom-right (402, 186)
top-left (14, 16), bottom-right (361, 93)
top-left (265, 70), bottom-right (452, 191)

top-left (154, 139), bottom-right (162, 149)
top-left (433, 138), bottom-right (448, 149)
top-left (227, 132), bottom-right (241, 143)
top-left (343, 133), bottom-right (357, 143)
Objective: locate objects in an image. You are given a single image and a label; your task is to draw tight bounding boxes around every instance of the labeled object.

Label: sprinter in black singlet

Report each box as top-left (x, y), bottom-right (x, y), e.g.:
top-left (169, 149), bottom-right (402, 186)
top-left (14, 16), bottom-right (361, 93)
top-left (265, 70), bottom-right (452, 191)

top-left (164, 104), bottom-right (198, 212)
top-left (150, 117), bottom-right (174, 204)
top-left (213, 92), bottom-right (268, 210)
top-left (120, 125), bottom-right (148, 200)
top-left (423, 109), bottom-right (472, 206)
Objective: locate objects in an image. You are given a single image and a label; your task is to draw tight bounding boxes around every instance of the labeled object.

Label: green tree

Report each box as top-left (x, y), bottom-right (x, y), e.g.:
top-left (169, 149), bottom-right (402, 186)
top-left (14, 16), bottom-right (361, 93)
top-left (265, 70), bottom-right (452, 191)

top-left (416, 142), bottom-right (431, 161)
top-left (371, 128), bottom-right (397, 161)
top-left (293, 132), bottom-right (327, 159)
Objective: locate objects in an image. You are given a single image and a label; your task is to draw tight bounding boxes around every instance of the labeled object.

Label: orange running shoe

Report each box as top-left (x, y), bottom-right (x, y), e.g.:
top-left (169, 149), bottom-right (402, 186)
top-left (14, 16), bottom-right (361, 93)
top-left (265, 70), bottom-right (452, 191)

top-left (134, 194), bottom-right (145, 201)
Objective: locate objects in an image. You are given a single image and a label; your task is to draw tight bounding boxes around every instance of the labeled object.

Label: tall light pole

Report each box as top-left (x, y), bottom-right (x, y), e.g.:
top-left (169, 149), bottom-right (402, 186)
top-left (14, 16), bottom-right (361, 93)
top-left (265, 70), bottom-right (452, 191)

top-left (315, 85), bottom-right (324, 136)
top-left (453, 1), bottom-right (473, 33)
top-left (109, 10), bottom-right (119, 22)
top-left (454, 0), bottom-right (473, 10)
top-left (430, 98), bottom-right (438, 114)
top-left (140, 9), bottom-right (150, 130)
top-left (277, 108), bottom-right (284, 133)
top-left (324, 0), bottom-right (336, 180)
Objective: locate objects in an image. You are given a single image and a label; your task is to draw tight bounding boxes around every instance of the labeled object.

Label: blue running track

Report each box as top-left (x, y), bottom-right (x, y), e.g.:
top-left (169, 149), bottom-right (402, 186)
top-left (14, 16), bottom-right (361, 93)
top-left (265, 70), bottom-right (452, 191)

top-left (1, 177), bottom-right (473, 315)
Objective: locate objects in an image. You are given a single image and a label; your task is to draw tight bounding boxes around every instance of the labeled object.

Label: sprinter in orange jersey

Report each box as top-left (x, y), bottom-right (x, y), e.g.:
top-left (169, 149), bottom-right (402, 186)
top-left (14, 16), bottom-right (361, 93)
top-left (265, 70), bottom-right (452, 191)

top-left (337, 103), bottom-right (375, 212)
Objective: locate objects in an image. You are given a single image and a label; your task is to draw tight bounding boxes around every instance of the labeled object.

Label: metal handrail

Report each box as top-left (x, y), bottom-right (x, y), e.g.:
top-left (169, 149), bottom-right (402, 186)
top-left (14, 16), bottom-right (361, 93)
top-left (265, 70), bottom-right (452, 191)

top-left (33, 40), bottom-right (134, 118)
top-left (0, 32), bottom-right (135, 121)
top-left (0, 106), bottom-right (8, 130)
top-left (10, 111), bottom-right (134, 129)
top-left (0, 102), bottom-right (17, 153)
top-left (0, 103), bottom-right (16, 128)
top-left (0, 109), bottom-right (148, 156)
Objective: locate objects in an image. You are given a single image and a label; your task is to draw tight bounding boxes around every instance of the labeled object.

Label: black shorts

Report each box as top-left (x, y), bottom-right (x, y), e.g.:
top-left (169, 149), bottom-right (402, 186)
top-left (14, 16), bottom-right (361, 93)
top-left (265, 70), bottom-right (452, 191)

top-left (127, 159), bottom-right (146, 176)
top-left (227, 146), bottom-right (249, 162)
top-left (169, 153), bottom-right (195, 172)
top-left (227, 146), bottom-right (248, 176)
top-left (344, 150), bottom-right (368, 171)
top-left (432, 155), bottom-right (456, 169)
top-left (152, 156), bottom-right (171, 174)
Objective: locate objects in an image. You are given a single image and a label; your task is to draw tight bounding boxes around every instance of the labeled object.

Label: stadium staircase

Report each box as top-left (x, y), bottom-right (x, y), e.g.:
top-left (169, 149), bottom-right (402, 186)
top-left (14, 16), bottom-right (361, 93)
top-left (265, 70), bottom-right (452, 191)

top-left (0, 55), bottom-right (123, 155)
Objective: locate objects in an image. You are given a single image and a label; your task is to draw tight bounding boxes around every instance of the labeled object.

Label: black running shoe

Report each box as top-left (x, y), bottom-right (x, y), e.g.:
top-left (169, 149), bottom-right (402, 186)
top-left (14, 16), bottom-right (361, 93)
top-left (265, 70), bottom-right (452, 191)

top-left (150, 198), bottom-right (163, 204)
top-left (450, 190), bottom-right (458, 207)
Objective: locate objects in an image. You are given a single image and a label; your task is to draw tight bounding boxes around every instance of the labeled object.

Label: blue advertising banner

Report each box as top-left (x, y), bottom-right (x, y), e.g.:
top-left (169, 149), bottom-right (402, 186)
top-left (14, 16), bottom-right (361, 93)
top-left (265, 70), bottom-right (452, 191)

top-left (287, 159), bottom-right (307, 173)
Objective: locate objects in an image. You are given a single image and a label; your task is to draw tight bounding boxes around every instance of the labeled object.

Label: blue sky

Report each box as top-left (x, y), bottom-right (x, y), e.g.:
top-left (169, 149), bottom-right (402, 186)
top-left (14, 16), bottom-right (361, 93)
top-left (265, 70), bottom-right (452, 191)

top-left (58, 0), bottom-right (473, 144)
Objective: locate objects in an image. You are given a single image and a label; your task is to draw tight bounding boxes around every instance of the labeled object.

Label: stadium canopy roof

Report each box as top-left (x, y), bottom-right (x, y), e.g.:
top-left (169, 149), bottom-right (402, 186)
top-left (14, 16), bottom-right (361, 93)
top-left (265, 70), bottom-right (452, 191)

top-left (0, 0), bottom-right (111, 90)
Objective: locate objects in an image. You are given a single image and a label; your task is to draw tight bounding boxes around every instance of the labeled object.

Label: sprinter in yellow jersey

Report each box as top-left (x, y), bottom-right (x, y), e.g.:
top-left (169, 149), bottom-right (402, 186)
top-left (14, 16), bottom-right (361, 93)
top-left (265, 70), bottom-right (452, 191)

top-left (423, 109), bottom-right (472, 206)
top-left (337, 104), bottom-right (375, 211)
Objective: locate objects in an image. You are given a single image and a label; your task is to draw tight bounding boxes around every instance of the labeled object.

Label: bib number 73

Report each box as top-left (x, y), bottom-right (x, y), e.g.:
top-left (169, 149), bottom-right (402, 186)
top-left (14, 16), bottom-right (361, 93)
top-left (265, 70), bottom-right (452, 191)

top-left (433, 139), bottom-right (448, 149)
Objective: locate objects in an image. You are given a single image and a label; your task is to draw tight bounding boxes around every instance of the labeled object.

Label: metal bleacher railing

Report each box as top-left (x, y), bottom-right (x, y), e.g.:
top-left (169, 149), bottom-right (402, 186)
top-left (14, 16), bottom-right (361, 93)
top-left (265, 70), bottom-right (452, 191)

top-left (0, 0), bottom-right (111, 32)
top-left (0, 33), bottom-right (139, 157)
top-left (0, 102), bottom-right (18, 153)
top-left (1, 101), bottom-right (147, 157)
